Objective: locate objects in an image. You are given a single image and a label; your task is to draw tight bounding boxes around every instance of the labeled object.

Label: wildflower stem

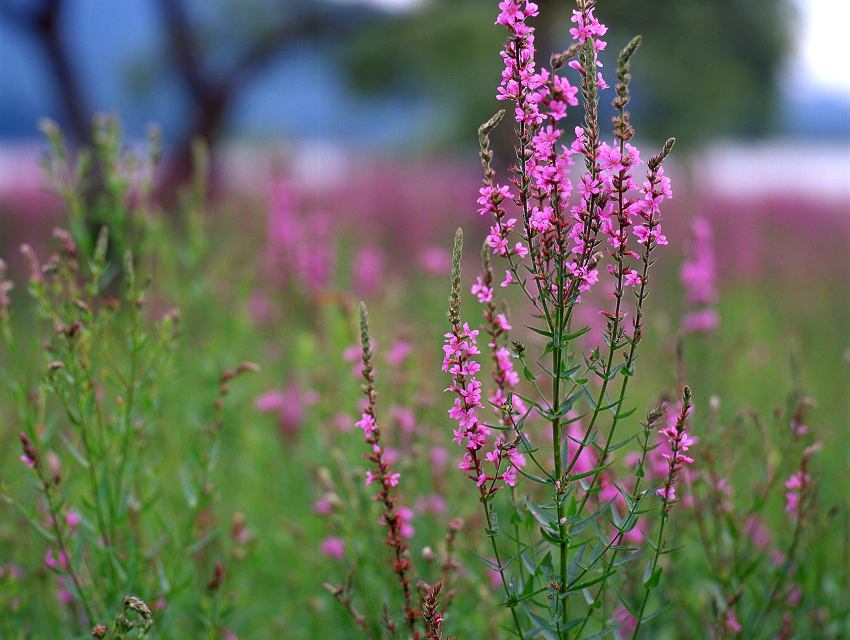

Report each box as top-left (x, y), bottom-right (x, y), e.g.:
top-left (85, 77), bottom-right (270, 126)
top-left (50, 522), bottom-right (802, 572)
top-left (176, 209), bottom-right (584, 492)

top-left (632, 389), bottom-right (692, 639)
top-left (358, 303), bottom-right (419, 637)
top-left (482, 497), bottom-right (526, 639)
top-left (572, 406), bottom-right (658, 637)
top-left (630, 501), bottom-right (669, 640)
top-left (30, 437), bottom-right (97, 625)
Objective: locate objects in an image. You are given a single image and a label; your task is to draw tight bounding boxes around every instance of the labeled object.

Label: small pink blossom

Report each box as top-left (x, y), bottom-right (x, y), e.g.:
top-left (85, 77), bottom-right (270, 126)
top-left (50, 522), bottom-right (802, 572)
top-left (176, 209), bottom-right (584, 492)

top-left (724, 609), bottom-right (742, 634)
top-left (320, 537), bottom-right (345, 560)
top-left (313, 497), bottom-right (334, 516)
top-left (65, 511), bottom-right (82, 529)
top-left (386, 340), bottom-right (413, 366)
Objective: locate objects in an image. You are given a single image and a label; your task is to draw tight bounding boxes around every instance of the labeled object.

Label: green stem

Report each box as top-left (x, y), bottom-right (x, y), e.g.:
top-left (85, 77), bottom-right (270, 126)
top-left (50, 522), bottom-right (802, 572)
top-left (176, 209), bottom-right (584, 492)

top-left (631, 503), bottom-right (669, 639)
top-left (482, 497), bottom-right (526, 639)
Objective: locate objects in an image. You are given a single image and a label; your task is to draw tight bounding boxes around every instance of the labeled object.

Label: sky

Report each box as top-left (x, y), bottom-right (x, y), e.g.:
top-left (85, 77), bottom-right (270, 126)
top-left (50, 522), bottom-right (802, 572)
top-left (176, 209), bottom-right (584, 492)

top-left (791, 0), bottom-right (850, 97)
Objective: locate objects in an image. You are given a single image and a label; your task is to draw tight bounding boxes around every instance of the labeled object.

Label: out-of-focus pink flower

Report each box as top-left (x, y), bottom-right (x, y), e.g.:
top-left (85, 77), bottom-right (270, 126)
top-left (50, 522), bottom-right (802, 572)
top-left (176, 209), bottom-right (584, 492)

top-left (353, 245), bottom-right (384, 295)
top-left (682, 309), bottom-right (719, 333)
top-left (320, 537), bottom-right (345, 560)
top-left (724, 609), bottom-right (742, 634)
top-left (613, 606), bottom-right (637, 639)
top-left (265, 181), bottom-right (335, 295)
top-left (386, 340), bottom-right (413, 367)
top-left (255, 383), bottom-right (309, 438)
top-left (383, 447), bottom-right (400, 466)
top-left (419, 246), bottom-right (450, 275)
top-left (398, 506), bottom-right (415, 538)
top-left (65, 511), bottom-right (82, 529)
top-left (313, 496), bottom-right (334, 516)
top-left (784, 471), bottom-right (811, 519)
top-left (255, 391), bottom-right (286, 414)
top-left (44, 548), bottom-right (68, 572)
top-left (487, 567), bottom-right (502, 589)
top-left (390, 406), bottom-right (416, 434)
top-left (248, 293), bottom-right (272, 325)
top-left (344, 344), bottom-right (365, 378)
top-left (429, 447), bottom-right (448, 469)
top-left (55, 577), bottom-right (73, 606)
top-left (333, 412), bottom-right (353, 432)
top-left (745, 515), bottom-right (772, 550)
top-left (680, 217), bottom-right (718, 333)
top-left (415, 494), bottom-right (447, 516)
top-left (786, 585), bottom-right (803, 606)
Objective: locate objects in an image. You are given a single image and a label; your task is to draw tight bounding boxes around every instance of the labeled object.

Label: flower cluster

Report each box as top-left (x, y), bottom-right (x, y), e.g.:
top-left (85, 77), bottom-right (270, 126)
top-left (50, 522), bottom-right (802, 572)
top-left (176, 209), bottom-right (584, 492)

top-left (656, 389), bottom-right (695, 507)
top-left (490, 0), bottom-right (680, 314)
top-left (353, 304), bottom-right (417, 632)
top-left (680, 217), bottom-right (719, 333)
top-left (784, 470), bottom-right (811, 519)
top-left (264, 182), bottom-right (334, 296)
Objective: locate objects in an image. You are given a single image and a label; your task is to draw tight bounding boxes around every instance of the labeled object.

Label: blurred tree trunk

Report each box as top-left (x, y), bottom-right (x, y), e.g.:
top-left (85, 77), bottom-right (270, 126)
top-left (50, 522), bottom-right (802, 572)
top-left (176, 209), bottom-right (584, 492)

top-left (1, 0), bottom-right (371, 199)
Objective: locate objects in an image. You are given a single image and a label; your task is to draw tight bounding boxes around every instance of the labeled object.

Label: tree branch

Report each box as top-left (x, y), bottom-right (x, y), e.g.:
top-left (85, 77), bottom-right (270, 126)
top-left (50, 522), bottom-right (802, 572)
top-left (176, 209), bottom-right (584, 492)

top-left (0, 0), bottom-right (90, 142)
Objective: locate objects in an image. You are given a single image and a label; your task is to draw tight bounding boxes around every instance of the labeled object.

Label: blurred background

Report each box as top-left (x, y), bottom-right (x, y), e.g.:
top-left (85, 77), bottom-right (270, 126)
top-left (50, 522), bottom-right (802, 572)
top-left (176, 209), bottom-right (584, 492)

top-left (1, 0), bottom-right (849, 423)
top-left (2, 0), bottom-right (849, 382)
top-left (1, 0), bottom-right (848, 177)
top-left (1, 2), bottom-right (849, 362)
top-left (2, 0), bottom-right (849, 309)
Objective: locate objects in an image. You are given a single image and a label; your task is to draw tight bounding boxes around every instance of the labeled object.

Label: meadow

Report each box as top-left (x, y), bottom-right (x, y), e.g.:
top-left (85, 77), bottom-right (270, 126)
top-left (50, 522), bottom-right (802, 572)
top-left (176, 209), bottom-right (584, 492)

top-left (1, 1), bottom-right (850, 638)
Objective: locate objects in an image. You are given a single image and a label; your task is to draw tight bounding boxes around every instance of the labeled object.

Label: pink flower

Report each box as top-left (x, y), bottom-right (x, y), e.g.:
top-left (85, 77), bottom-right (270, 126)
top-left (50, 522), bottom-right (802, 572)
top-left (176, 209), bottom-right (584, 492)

top-left (386, 340), bottom-right (413, 366)
top-left (264, 182), bottom-right (334, 295)
top-left (495, 313), bottom-right (512, 331)
top-left (397, 506), bottom-right (415, 538)
top-left (502, 466), bottom-right (517, 487)
top-left (320, 537), bottom-right (345, 560)
top-left (623, 269), bottom-right (642, 288)
top-left (429, 447), bottom-right (448, 469)
top-left (390, 406), bottom-right (416, 434)
top-left (313, 497), bottom-right (334, 516)
top-left (255, 384), bottom-right (307, 437)
top-left (682, 309), bottom-right (719, 333)
top-left (655, 396), bottom-right (695, 509)
top-left (44, 548), bottom-right (68, 572)
top-left (55, 577), bottom-right (73, 606)
top-left (355, 413), bottom-right (377, 439)
top-left (724, 609), bottom-right (742, 634)
top-left (680, 217), bottom-right (718, 333)
top-left (613, 606), bottom-right (637, 639)
top-left (353, 245), bottom-right (384, 294)
top-left (784, 471), bottom-right (811, 518)
top-left (633, 225), bottom-right (668, 246)
top-left (419, 246), bottom-right (451, 275)
top-left (415, 494), bottom-right (447, 516)
top-left (255, 391), bottom-right (286, 414)
top-left (471, 276), bottom-right (494, 303)
top-left (65, 511), bottom-right (82, 529)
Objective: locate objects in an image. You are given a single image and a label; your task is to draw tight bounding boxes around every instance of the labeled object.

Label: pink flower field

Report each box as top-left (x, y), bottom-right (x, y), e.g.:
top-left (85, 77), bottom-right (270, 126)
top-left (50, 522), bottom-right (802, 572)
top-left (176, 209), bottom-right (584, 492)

top-left (0, 0), bottom-right (848, 638)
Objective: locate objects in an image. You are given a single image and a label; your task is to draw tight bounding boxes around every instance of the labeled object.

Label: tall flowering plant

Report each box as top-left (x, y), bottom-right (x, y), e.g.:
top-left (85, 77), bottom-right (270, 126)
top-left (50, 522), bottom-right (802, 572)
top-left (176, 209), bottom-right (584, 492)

top-left (444, 1), bottom-right (689, 636)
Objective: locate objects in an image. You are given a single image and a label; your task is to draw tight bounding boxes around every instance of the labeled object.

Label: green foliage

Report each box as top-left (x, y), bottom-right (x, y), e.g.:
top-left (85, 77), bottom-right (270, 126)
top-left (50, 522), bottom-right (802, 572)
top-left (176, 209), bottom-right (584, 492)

top-left (344, 0), bottom-right (791, 148)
